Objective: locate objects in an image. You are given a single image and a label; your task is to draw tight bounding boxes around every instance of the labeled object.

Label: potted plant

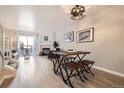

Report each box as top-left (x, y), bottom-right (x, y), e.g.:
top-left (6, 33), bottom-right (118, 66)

top-left (53, 41), bottom-right (59, 51)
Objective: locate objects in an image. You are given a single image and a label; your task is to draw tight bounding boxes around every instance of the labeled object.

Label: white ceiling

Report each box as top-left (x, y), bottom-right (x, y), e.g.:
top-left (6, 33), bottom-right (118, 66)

top-left (0, 5), bottom-right (91, 33)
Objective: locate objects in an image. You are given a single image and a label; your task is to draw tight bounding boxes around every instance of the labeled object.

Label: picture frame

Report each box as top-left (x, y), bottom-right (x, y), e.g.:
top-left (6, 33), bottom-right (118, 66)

top-left (44, 36), bottom-right (48, 41)
top-left (64, 31), bottom-right (74, 42)
top-left (76, 27), bottom-right (94, 43)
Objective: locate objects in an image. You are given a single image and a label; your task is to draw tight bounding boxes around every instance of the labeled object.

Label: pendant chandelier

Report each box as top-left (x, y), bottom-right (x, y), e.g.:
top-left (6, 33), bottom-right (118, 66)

top-left (70, 5), bottom-right (85, 20)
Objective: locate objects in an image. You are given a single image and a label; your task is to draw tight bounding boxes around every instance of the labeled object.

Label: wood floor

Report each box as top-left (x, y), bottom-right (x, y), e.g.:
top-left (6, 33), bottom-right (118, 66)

top-left (1, 56), bottom-right (124, 88)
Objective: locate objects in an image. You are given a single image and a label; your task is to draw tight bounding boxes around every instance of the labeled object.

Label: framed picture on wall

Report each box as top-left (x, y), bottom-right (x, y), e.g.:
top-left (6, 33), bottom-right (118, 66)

top-left (76, 27), bottom-right (94, 43)
top-left (44, 36), bottom-right (48, 41)
top-left (64, 31), bottom-right (74, 42)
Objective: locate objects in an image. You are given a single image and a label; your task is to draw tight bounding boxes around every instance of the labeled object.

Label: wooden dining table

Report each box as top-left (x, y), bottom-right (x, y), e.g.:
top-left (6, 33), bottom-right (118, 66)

top-left (52, 51), bottom-right (91, 84)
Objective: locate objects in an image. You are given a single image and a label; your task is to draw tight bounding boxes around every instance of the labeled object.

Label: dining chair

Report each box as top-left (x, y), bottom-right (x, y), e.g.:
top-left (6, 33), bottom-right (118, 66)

top-left (79, 60), bottom-right (95, 76)
top-left (62, 62), bottom-right (86, 88)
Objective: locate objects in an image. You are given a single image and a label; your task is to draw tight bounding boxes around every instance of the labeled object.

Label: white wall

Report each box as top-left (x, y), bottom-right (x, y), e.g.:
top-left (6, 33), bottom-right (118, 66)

top-left (56, 6), bottom-right (124, 74)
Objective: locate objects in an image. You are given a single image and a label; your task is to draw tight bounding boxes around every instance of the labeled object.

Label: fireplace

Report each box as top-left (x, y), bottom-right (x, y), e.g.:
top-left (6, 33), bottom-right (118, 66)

top-left (39, 44), bottom-right (52, 56)
top-left (42, 48), bottom-right (50, 55)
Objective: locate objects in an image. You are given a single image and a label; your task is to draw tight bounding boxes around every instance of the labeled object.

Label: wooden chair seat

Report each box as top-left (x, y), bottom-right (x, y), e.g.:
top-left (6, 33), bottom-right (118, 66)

top-left (81, 60), bottom-right (94, 65)
top-left (65, 63), bottom-right (82, 71)
top-left (79, 60), bottom-right (95, 76)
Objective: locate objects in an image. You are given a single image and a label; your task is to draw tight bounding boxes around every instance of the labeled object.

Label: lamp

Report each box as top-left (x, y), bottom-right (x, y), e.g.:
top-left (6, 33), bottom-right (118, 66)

top-left (70, 5), bottom-right (85, 20)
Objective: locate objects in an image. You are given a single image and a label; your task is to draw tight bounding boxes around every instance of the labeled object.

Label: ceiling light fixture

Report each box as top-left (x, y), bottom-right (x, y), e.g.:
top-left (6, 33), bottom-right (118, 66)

top-left (70, 5), bottom-right (85, 20)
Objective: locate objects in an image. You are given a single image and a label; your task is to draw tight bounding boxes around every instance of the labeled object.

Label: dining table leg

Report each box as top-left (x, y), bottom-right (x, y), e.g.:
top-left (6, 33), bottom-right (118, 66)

top-left (59, 56), bottom-right (68, 84)
top-left (64, 66), bottom-right (74, 88)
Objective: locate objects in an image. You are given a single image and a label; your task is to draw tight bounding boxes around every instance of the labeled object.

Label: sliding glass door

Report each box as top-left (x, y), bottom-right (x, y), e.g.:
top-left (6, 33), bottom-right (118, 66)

top-left (18, 35), bottom-right (35, 57)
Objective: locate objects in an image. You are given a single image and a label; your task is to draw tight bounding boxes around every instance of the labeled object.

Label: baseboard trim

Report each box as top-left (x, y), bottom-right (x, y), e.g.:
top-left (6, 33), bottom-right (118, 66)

top-left (93, 65), bottom-right (124, 78)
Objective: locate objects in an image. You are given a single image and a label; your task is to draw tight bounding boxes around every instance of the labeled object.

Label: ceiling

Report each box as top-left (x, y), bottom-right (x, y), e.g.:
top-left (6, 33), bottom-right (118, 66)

top-left (0, 5), bottom-right (91, 33)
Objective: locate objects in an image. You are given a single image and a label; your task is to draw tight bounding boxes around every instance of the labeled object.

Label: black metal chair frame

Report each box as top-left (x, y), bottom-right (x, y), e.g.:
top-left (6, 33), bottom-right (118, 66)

top-left (80, 60), bottom-right (95, 76)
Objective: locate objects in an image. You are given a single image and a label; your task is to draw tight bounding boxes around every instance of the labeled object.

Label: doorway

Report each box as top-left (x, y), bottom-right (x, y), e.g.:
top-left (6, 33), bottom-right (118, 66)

top-left (18, 35), bottom-right (35, 57)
